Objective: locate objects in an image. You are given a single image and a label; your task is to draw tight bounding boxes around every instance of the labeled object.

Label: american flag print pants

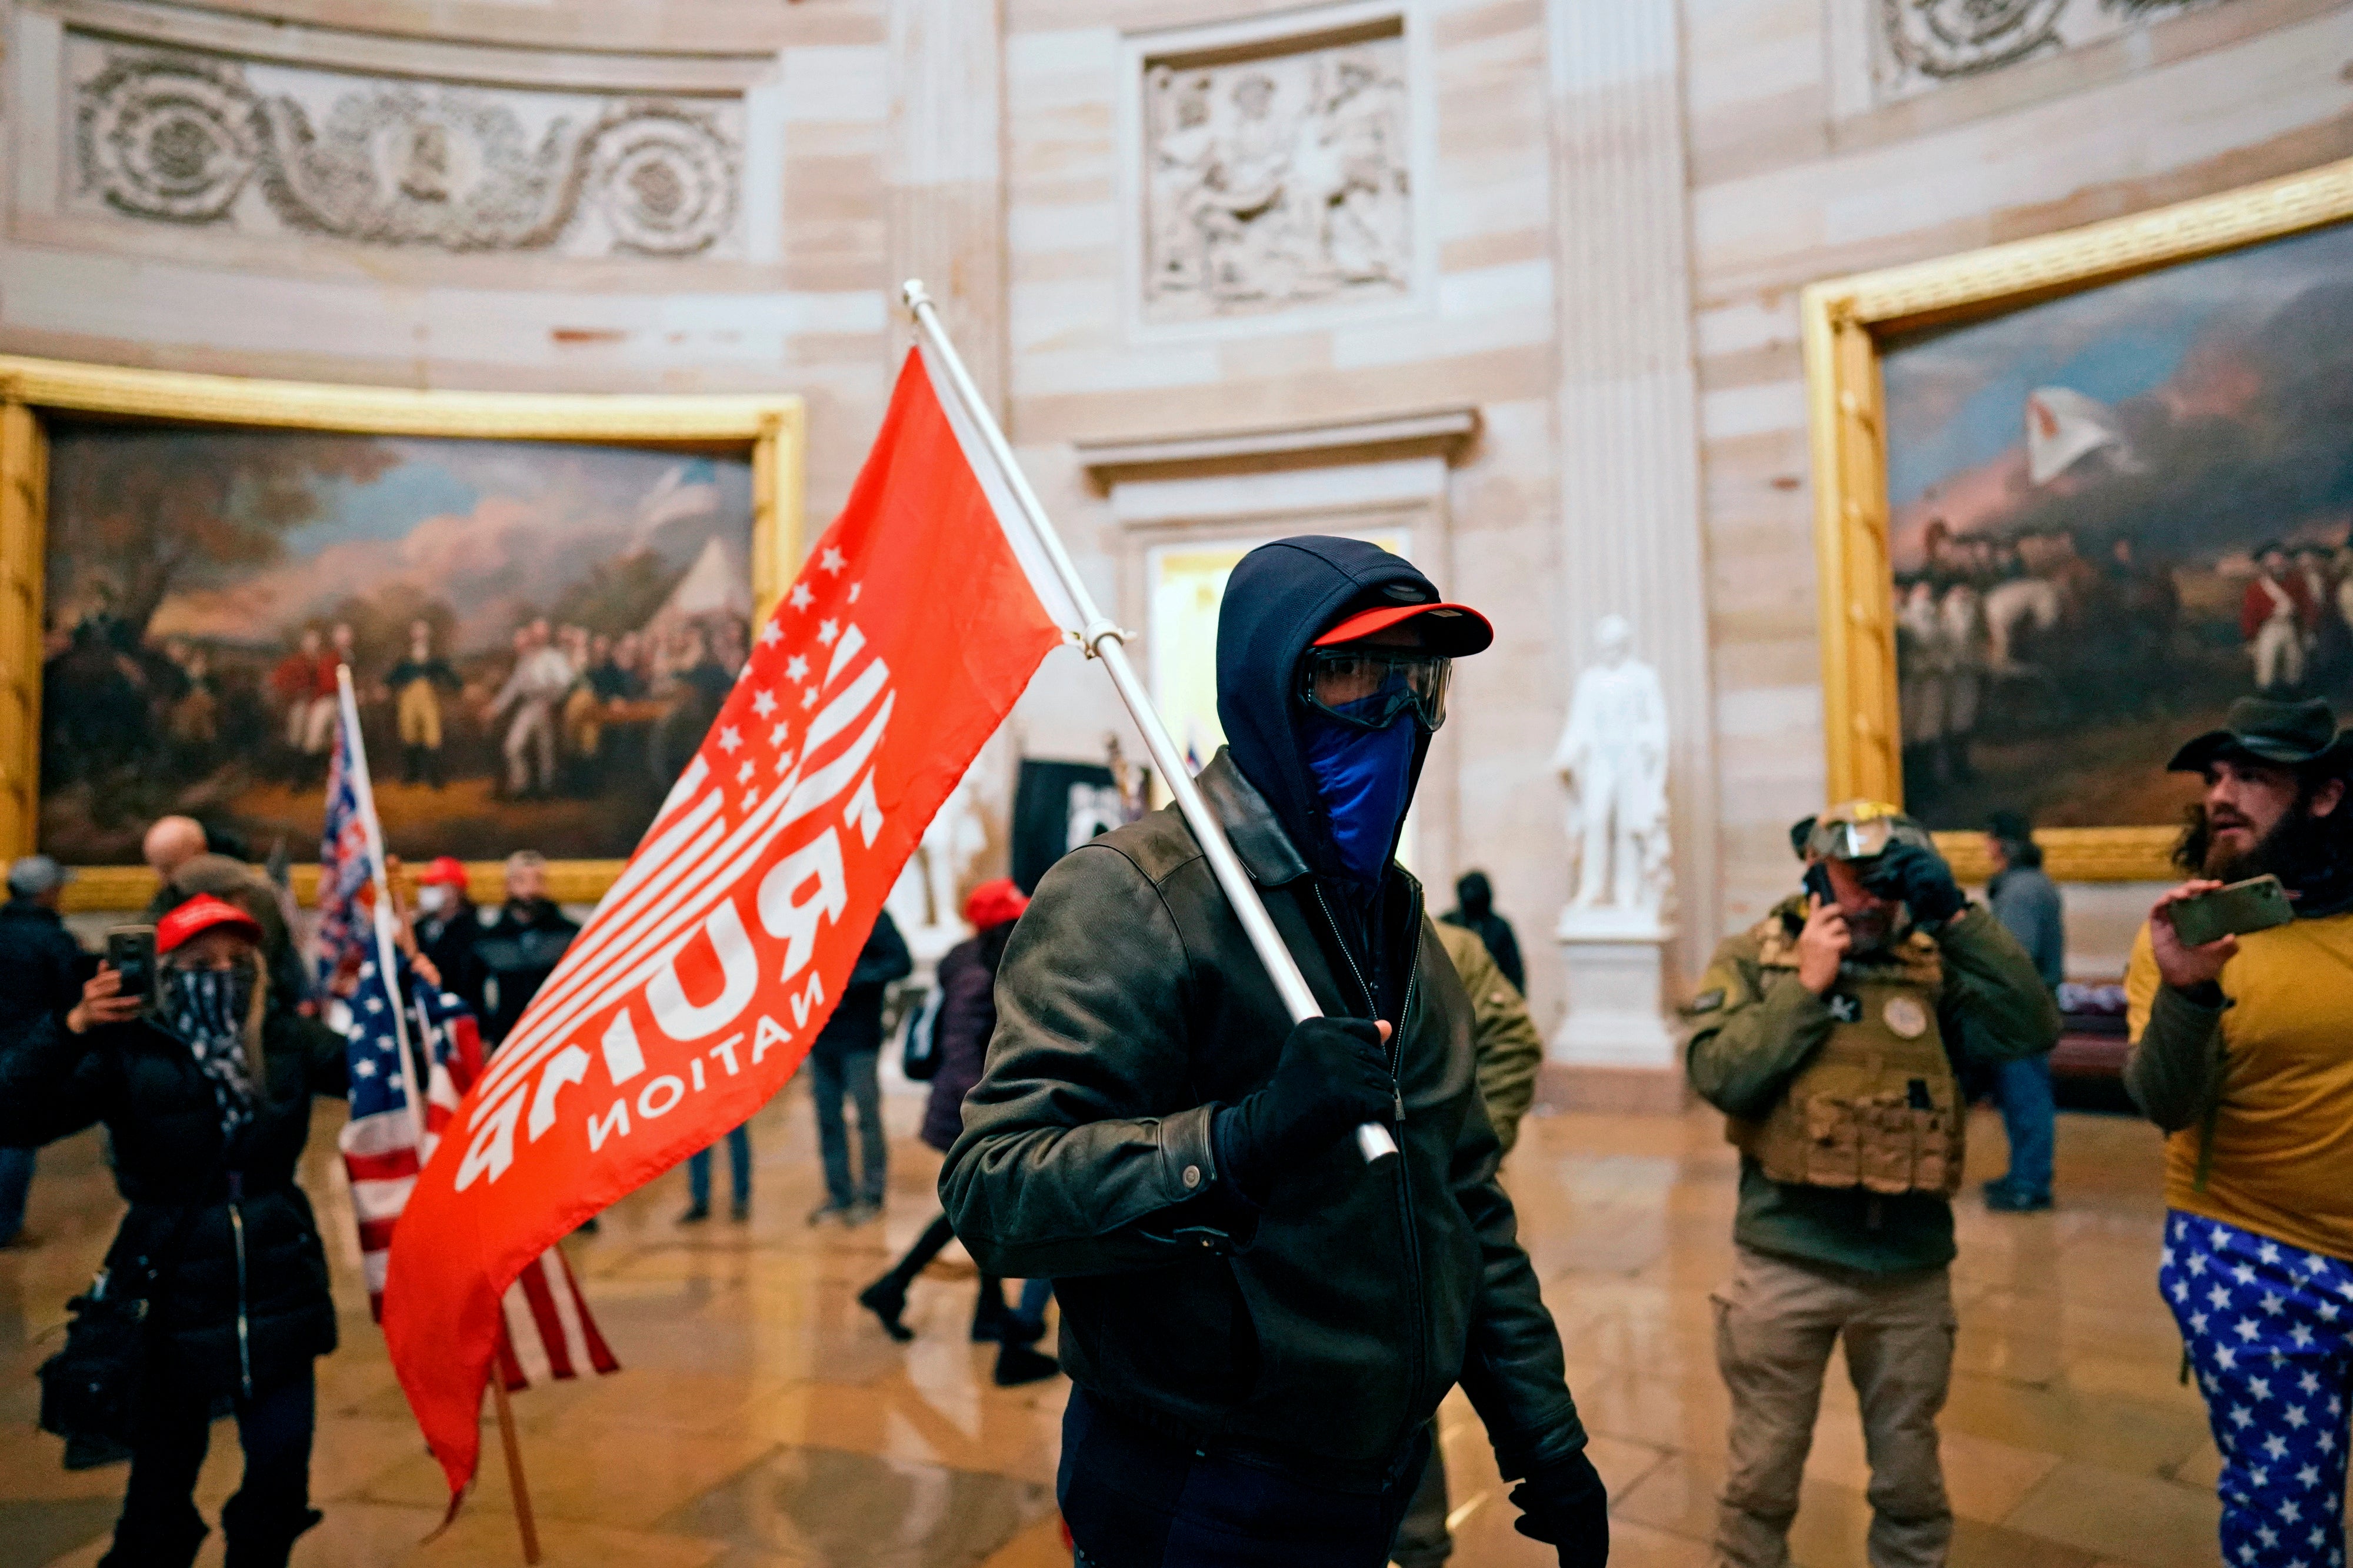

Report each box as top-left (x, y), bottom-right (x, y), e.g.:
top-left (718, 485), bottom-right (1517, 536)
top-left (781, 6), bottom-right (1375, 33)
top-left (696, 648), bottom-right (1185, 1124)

top-left (2161, 1209), bottom-right (2353, 1568)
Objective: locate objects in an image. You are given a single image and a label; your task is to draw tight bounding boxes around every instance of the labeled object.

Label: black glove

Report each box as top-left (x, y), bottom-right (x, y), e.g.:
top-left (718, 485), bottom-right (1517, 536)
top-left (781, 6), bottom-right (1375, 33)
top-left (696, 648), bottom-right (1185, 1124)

top-left (1510, 1447), bottom-right (1609, 1566)
top-left (1215, 1016), bottom-right (1392, 1197)
top-left (1861, 840), bottom-right (1965, 925)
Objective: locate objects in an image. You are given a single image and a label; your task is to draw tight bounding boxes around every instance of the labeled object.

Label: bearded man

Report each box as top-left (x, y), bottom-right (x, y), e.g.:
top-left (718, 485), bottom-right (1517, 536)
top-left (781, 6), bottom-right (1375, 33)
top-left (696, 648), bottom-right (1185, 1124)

top-left (2124, 696), bottom-right (2353, 1568)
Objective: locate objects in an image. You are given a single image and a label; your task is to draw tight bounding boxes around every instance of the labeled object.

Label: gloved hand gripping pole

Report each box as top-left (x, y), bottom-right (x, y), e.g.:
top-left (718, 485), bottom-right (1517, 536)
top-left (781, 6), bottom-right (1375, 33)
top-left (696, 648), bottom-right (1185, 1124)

top-left (901, 279), bottom-right (1398, 1166)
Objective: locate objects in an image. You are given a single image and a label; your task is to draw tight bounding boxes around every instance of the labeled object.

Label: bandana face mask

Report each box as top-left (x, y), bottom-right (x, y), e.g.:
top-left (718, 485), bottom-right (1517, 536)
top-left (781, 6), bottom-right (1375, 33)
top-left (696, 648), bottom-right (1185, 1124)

top-left (162, 963), bottom-right (259, 1139)
top-left (1303, 706), bottom-right (1419, 885)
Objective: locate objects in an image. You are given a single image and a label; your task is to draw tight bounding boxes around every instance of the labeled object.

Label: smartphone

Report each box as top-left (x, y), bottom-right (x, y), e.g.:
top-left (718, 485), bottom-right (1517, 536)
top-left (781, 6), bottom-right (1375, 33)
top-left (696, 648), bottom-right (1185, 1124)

top-left (105, 925), bottom-right (158, 1015)
top-left (2169, 875), bottom-right (2294, 948)
top-left (1802, 862), bottom-right (1835, 909)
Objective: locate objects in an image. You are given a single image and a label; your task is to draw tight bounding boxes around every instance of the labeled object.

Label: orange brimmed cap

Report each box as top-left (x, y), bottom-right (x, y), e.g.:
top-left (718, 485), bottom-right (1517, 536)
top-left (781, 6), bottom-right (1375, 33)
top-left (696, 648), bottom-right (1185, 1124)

top-left (1312, 600), bottom-right (1493, 656)
top-left (157, 893), bottom-right (262, 954)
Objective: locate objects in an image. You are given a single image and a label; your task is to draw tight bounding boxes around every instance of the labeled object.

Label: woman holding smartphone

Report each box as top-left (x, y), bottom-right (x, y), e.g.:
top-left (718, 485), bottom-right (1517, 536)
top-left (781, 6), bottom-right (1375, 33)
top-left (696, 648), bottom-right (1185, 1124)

top-left (0, 894), bottom-right (349, 1568)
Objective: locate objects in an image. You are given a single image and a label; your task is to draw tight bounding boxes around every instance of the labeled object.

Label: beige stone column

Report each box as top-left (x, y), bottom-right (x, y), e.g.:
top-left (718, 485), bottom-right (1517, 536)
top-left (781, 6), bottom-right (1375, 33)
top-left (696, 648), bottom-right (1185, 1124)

top-left (1545, 0), bottom-right (1714, 1110)
top-left (886, 0), bottom-right (1006, 415)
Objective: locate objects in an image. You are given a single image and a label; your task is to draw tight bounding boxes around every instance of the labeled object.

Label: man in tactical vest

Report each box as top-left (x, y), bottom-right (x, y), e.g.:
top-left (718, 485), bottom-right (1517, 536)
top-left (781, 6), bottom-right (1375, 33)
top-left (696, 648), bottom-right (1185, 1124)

top-left (1687, 802), bottom-right (2059, 1568)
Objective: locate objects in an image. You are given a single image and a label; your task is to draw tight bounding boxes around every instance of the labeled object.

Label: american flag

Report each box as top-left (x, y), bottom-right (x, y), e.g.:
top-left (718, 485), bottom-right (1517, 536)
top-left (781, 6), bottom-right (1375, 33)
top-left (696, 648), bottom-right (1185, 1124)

top-left (323, 666), bottom-right (616, 1386)
top-left (337, 966), bottom-right (615, 1384)
top-left (315, 682), bottom-right (373, 995)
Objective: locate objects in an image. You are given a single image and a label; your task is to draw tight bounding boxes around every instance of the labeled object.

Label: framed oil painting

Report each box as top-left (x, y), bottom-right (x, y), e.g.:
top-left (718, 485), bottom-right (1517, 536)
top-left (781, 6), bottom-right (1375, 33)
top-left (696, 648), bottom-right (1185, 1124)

top-left (0, 358), bottom-right (802, 908)
top-left (1803, 156), bottom-right (2353, 880)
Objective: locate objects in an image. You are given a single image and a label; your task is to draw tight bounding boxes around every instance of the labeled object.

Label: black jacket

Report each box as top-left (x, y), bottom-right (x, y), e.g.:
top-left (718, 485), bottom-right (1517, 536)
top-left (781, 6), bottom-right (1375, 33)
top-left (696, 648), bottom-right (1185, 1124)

top-left (0, 1006), bottom-right (348, 1400)
top-left (942, 538), bottom-right (1584, 1484)
top-left (919, 922), bottom-right (1014, 1155)
top-left (809, 911), bottom-right (912, 1062)
top-left (1441, 872), bottom-right (1526, 996)
top-left (473, 899), bottom-right (581, 1047)
top-left (416, 902), bottom-right (484, 1008)
top-left (0, 899), bottom-right (86, 1047)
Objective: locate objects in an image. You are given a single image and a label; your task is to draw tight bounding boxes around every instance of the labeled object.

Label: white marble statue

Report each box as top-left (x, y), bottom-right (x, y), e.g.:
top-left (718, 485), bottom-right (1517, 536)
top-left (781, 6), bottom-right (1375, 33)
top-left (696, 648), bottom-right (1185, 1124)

top-left (1552, 615), bottom-right (1671, 919)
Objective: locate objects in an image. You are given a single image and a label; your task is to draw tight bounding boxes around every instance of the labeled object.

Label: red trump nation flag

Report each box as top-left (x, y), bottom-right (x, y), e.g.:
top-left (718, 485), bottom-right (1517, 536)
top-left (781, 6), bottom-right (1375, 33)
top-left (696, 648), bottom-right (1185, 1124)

top-left (381, 349), bottom-right (1071, 1499)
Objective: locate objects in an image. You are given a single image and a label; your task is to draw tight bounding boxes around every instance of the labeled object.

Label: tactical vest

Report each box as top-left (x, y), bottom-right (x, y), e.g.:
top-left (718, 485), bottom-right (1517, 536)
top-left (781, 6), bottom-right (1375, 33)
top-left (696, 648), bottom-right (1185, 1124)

top-left (1727, 915), bottom-right (1964, 1197)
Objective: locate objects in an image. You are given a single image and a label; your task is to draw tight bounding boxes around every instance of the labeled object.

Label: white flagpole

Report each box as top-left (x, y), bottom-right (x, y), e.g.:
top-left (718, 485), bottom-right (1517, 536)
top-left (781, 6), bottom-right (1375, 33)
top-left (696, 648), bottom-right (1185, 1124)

top-left (902, 280), bottom-right (1398, 1165)
top-left (335, 664), bottom-right (428, 1156)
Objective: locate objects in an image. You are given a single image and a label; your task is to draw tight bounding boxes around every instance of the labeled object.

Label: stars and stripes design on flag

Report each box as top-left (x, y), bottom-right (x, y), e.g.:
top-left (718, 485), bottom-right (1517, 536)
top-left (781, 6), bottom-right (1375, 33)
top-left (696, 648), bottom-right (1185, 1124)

top-left (384, 345), bottom-right (1075, 1502)
top-left (336, 959), bottom-right (619, 1388)
top-left (336, 953), bottom-right (424, 1313)
top-left (315, 682), bottom-right (374, 995)
top-left (2159, 1210), bottom-right (2353, 1568)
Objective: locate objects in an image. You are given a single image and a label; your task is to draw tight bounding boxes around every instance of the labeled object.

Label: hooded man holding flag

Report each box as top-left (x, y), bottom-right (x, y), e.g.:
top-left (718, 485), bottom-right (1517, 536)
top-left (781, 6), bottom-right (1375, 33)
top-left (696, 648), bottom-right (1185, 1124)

top-left (942, 538), bottom-right (1607, 1567)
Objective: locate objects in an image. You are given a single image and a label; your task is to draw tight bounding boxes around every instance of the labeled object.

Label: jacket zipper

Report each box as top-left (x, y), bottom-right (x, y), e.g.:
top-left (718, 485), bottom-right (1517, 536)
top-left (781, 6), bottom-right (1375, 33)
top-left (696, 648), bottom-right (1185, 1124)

top-left (1309, 879), bottom-right (1428, 1457)
top-left (229, 1199), bottom-right (252, 1400)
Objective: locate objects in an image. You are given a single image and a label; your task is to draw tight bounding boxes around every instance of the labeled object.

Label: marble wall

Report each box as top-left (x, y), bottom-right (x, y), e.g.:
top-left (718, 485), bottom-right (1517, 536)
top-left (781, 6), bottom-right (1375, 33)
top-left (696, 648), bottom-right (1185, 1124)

top-left (1686, 0), bottom-right (2353, 934)
top-left (4, 0), bottom-right (2349, 1027)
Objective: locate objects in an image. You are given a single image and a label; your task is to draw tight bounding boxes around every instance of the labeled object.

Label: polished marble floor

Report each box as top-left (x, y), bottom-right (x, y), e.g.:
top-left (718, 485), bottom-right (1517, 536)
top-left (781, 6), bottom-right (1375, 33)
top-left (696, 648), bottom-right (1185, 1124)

top-left (1, 1082), bottom-right (2231, 1567)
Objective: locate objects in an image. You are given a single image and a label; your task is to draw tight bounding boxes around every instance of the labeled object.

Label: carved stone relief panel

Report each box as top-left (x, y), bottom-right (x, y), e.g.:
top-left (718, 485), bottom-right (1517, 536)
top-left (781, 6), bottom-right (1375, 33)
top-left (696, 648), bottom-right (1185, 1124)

top-left (1874, 0), bottom-right (2241, 99)
top-left (1139, 21), bottom-right (1412, 323)
top-left (66, 35), bottom-right (742, 257)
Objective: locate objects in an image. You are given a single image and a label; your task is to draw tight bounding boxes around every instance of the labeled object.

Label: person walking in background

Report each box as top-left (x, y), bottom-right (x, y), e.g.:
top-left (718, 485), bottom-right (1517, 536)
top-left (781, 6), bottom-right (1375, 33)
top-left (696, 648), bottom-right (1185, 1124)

top-left (858, 879), bottom-right (1058, 1385)
top-left (1981, 810), bottom-right (2064, 1213)
top-left (1687, 802), bottom-right (2059, 1568)
top-left (1, 895), bottom-right (351, 1568)
top-left (805, 909), bottom-right (911, 1226)
top-left (2124, 698), bottom-right (2353, 1568)
top-left (470, 852), bottom-right (579, 1049)
top-left (1391, 913), bottom-right (1547, 1568)
top-left (1441, 868), bottom-right (1527, 995)
top-left (0, 855), bottom-right (87, 1249)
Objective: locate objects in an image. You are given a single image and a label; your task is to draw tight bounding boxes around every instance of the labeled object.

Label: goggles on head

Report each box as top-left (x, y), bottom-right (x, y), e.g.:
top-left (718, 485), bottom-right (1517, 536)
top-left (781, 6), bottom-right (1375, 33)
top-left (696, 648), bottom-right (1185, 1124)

top-left (1299, 649), bottom-right (1452, 732)
top-left (1802, 800), bottom-right (1929, 863)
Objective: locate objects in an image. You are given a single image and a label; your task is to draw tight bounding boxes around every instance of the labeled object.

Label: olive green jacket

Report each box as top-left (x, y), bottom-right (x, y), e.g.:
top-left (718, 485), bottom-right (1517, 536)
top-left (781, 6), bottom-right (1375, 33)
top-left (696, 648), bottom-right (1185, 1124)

top-left (1434, 920), bottom-right (1542, 1158)
top-left (1685, 899), bottom-right (2060, 1273)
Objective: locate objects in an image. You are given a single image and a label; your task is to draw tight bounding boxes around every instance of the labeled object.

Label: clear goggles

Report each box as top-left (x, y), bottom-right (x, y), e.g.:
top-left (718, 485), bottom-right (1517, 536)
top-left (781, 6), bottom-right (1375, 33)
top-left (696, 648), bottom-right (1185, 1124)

top-left (1299, 649), bottom-right (1452, 732)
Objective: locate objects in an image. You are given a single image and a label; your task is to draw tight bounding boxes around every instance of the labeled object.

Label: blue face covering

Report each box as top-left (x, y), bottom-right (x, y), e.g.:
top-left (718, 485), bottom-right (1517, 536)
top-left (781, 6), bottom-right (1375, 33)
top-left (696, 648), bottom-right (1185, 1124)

top-left (1302, 705), bottom-right (1418, 885)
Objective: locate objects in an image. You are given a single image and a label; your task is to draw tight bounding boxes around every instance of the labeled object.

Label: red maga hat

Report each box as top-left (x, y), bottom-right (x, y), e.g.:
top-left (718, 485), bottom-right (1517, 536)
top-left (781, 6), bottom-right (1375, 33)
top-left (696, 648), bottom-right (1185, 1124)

top-left (418, 856), bottom-right (471, 888)
top-left (156, 893), bottom-right (262, 954)
top-left (1312, 600), bottom-right (1493, 656)
top-left (962, 877), bottom-right (1030, 931)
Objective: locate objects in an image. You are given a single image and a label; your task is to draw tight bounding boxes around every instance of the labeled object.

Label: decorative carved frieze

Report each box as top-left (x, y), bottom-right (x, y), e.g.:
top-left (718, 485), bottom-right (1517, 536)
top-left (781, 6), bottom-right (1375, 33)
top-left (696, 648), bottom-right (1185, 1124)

top-left (69, 36), bottom-right (741, 257)
top-left (1139, 23), bottom-right (1411, 322)
top-left (1875, 0), bottom-right (2237, 96)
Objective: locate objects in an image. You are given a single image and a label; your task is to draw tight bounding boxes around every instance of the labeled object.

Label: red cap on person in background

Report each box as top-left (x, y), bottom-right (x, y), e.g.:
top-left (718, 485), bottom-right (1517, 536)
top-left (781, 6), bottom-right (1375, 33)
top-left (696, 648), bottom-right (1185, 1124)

top-left (157, 893), bottom-right (262, 954)
top-left (418, 856), bottom-right (470, 889)
top-left (962, 878), bottom-right (1029, 932)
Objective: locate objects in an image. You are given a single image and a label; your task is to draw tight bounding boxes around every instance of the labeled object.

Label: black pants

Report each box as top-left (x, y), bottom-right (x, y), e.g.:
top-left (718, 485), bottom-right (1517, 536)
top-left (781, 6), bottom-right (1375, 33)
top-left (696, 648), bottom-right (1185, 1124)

top-left (107, 1366), bottom-right (317, 1568)
top-left (1059, 1386), bottom-right (1428, 1568)
top-left (878, 1212), bottom-right (1046, 1325)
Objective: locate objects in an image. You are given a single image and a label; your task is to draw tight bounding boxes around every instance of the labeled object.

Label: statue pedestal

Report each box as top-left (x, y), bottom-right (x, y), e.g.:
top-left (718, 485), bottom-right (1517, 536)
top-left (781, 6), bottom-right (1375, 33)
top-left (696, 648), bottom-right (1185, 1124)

top-left (1544, 908), bottom-right (1688, 1116)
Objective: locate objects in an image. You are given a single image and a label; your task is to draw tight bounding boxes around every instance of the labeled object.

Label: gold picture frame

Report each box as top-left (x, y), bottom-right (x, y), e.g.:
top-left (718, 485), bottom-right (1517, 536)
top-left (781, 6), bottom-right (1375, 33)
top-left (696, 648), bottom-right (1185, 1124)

top-left (0, 355), bottom-right (805, 910)
top-left (1801, 155), bottom-right (2353, 882)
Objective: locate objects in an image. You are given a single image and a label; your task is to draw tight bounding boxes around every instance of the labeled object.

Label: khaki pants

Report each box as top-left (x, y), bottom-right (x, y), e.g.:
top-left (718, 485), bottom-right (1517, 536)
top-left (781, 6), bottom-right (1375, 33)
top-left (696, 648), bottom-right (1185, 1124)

top-left (1712, 1244), bottom-right (1955, 1568)
top-left (397, 681), bottom-right (442, 749)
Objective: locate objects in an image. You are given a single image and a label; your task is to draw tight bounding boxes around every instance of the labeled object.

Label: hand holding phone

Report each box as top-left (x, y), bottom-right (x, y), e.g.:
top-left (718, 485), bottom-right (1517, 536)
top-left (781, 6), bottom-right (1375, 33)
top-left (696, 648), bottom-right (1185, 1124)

top-left (2151, 875), bottom-right (2290, 991)
top-left (104, 926), bottom-right (157, 1013)
top-left (2167, 875), bottom-right (2292, 948)
top-left (68, 962), bottom-right (148, 1035)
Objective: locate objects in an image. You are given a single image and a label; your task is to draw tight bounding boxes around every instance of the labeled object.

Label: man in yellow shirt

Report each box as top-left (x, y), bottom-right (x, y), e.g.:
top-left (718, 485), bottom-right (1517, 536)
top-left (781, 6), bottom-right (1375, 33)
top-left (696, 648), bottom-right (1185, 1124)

top-left (2123, 696), bottom-right (2353, 1568)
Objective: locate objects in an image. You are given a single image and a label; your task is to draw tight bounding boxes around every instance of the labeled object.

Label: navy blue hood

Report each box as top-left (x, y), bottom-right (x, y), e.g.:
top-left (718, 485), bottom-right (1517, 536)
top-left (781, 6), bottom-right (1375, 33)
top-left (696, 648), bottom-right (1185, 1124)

top-left (1215, 537), bottom-right (1447, 885)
